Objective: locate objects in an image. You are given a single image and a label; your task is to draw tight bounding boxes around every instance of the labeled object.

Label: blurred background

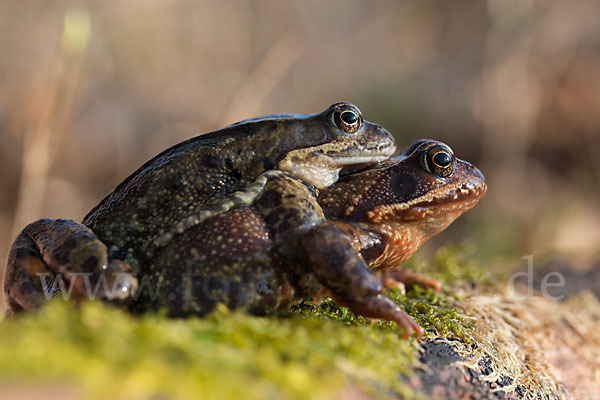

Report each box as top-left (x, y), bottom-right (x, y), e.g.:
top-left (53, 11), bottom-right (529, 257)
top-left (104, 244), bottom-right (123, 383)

top-left (1, 0), bottom-right (599, 308)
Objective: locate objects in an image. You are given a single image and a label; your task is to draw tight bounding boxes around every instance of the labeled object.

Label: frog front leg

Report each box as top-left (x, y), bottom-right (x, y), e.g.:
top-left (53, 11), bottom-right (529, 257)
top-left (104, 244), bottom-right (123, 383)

top-left (254, 174), bottom-right (422, 337)
top-left (302, 223), bottom-right (424, 338)
top-left (255, 172), bottom-right (325, 260)
top-left (4, 219), bottom-right (138, 313)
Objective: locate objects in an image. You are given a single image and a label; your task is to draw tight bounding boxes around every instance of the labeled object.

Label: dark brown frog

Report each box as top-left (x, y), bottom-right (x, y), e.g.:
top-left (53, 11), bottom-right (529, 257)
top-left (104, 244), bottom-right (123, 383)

top-left (4, 102), bottom-right (396, 313)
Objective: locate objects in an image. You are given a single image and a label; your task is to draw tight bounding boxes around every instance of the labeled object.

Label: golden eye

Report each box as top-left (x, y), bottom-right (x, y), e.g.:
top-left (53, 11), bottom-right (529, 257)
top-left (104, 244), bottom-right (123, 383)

top-left (422, 145), bottom-right (455, 178)
top-left (332, 104), bottom-right (363, 134)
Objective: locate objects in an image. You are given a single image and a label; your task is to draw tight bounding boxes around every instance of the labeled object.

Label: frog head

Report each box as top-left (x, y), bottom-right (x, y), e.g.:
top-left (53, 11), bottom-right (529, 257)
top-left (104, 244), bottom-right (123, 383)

top-left (320, 140), bottom-right (487, 266)
top-left (276, 102), bottom-right (396, 188)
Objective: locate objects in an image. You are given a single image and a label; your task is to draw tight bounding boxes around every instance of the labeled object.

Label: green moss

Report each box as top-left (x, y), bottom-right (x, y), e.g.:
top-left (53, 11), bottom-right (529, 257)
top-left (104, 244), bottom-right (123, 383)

top-left (0, 249), bottom-right (475, 400)
top-left (0, 299), bottom-right (424, 400)
top-left (395, 287), bottom-right (472, 342)
top-left (293, 286), bottom-right (472, 344)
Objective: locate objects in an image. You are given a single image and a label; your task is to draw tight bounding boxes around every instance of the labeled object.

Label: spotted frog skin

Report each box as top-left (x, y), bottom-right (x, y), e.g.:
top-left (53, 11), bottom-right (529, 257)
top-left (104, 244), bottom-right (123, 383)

top-left (9, 140), bottom-right (484, 338)
top-left (4, 102), bottom-right (396, 313)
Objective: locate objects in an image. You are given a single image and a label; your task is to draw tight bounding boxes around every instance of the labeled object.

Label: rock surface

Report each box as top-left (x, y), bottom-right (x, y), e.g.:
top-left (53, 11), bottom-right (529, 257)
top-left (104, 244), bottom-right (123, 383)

top-left (404, 282), bottom-right (600, 400)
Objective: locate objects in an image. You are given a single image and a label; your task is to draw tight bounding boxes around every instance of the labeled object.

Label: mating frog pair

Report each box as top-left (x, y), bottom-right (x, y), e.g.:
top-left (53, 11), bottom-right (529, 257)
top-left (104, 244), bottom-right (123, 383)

top-left (4, 103), bottom-right (486, 337)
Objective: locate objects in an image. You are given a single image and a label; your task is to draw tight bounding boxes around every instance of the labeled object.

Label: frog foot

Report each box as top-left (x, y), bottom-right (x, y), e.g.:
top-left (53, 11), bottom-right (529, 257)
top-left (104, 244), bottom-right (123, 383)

top-left (4, 219), bottom-right (138, 313)
top-left (377, 267), bottom-right (441, 293)
top-left (345, 295), bottom-right (424, 339)
top-left (303, 223), bottom-right (424, 339)
top-left (310, 287), bottom-right (421, 338)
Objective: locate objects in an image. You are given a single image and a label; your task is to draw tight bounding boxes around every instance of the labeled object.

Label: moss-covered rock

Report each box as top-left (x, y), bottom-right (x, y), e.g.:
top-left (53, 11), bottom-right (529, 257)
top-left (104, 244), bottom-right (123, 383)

top-left (1, 249), bottom-right (598, 399)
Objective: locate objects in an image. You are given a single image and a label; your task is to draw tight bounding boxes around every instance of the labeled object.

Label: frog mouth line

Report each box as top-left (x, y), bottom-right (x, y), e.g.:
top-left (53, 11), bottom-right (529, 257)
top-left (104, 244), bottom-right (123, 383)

top-left (326, 154), bottom-right (392, 168)
top-left (410, 182), bottom-right (488, 210)
top-left (323, 142), bottom-right (397, 166)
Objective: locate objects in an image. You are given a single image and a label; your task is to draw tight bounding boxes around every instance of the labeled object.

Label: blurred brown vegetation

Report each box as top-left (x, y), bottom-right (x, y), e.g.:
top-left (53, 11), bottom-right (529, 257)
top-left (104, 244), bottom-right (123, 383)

top-left (1, 0), bottom-right (599, 309)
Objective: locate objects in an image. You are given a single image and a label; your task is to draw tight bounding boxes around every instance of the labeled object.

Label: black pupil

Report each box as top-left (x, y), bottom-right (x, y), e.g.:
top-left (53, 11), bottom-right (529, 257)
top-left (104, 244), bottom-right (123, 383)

top-left (340, 111), bottom-right (358, 124)
top-left (433, 151), bottom-right (452, 167)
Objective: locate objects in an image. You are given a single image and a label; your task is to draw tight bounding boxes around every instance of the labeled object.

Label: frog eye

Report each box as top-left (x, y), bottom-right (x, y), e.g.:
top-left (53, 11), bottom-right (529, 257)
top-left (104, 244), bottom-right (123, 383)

top-left (422, 145), bottom-right (455, 178)
top-left (332, 104), bottom-right (363, 134)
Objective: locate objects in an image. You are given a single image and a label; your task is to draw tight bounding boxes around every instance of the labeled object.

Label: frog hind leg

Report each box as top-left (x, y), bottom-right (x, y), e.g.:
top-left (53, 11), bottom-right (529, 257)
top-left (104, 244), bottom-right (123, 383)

top-left (302, 223), bottom-right (424, 339)
top-left (4, 219), bottom-right (138, 313)
top-left (5, 234), bottom-right (53, 312)
top-left (377, 267), bottom-right (441, 293)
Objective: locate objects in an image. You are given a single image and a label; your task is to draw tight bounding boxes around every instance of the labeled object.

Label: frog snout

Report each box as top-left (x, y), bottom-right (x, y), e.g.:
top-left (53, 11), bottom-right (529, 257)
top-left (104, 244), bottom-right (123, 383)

top-left (377, 124), bottom-right (395, 143)
top-left (469, 164), bottom-right (485, 182)
top-left (370, 124), bottom-right (396, 154)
